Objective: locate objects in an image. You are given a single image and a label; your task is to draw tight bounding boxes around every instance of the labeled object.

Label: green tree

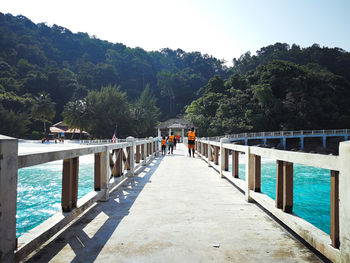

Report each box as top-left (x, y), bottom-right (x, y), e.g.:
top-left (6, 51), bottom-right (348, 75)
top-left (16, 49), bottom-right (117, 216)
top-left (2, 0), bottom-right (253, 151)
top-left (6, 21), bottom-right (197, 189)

top-left (30, 92), bottom-right (56, 135)
top-left (131, 85), bottom-right (160, 137)
top-left (86, 85), bottom-right (131, 138)
top-left (62, 99), bottom-right (89, 139)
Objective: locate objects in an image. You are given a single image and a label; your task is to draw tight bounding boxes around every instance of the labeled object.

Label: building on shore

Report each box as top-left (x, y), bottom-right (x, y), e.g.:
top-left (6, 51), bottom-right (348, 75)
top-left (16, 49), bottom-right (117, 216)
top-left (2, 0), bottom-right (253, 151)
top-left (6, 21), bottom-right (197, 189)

top-left (49, 121), bottom-right (89, 139)
top-left (156, 118), bottom-right (196, 142)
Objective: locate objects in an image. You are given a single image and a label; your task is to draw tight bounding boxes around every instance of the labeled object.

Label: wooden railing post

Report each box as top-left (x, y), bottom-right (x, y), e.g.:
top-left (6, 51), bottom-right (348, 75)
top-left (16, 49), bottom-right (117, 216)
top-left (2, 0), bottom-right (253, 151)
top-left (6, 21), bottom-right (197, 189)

top-left (0, 135), bottom-right (18, 262)
top-left (207, 142), bottom-right (212, 167)
top-left (94, 153), bottom-right (102, 190)
top-left (232, 151), bottom-right (239, 178)
top-left (245, 147), bottom-right (254, 202)
top-left (126, 137), bottom-right (135, 177)
top-left (62, 157), bottom-right (79, 212)
top-left (338, 141), bottom-right (350, 259)
top-left (205, 141), bottom-right (209, 158)
top-left (254, 155), bottom-right (261, 192)
top-left (149, 137), bottom-right (154, 156)
top-left (330, 170), bottom-right (339, 248)
top-left (276, 160), bottom-right (284, 209)
top-left (214, 146), bottom-right (219, 165)
top-left (283, 161), bottom-right (293, 213)
top-left (116, 148), bottom-right (123, 177)
top-left (136, 145), bottom-right (140, 163)
top-left (220, 138), bottom-right (230, 178)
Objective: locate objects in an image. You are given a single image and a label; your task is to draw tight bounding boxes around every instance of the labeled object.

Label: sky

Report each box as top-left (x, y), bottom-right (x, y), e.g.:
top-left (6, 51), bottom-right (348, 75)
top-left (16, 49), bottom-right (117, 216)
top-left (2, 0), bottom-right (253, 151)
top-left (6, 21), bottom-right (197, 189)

top-left (1, 0), bottom-right (350, 66)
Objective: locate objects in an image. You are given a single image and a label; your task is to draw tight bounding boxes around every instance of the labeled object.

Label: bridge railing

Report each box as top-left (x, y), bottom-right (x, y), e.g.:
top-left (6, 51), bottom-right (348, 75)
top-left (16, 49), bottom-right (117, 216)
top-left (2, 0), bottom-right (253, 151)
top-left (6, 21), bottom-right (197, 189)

top-left (0, 135), bottom-right (159, 262)
top-left (207, 128), bottom-right (350, 141)
top-left (195, 138), bottom-right (350, 263)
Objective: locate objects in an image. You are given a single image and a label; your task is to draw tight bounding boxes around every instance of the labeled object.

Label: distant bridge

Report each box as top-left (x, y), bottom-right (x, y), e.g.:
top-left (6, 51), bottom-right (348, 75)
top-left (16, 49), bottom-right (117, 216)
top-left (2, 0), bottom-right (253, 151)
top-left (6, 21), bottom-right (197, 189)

top-left (206, 129), bottom-right (350, 150)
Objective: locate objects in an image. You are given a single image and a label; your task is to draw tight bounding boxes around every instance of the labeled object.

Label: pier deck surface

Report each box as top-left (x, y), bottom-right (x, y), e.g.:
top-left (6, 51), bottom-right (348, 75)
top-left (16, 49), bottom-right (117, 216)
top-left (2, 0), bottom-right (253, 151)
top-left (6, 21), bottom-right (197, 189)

top-left (28, 144), bottom-right (323, 263)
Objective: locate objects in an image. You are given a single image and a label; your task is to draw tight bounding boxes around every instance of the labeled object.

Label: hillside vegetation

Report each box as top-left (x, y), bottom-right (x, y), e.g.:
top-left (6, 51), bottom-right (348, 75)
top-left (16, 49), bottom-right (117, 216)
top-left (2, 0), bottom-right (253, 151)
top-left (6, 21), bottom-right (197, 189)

top-left (0, 12), bottom-right (227, 138)
top-left (1, 13), bottom-right (350, 139)
top-left (185, 43), bottom-right (350, 136)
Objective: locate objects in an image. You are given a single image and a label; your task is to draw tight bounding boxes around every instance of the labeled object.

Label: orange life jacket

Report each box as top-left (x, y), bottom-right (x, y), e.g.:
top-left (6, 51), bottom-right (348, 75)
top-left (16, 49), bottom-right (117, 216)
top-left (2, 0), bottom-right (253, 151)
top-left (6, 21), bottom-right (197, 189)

top-left (168, 135), bottom-right (175, 142)
top-left (161, 139), bottom-right (167, 146)
top-left (188, 131), bottom-right (196, 141)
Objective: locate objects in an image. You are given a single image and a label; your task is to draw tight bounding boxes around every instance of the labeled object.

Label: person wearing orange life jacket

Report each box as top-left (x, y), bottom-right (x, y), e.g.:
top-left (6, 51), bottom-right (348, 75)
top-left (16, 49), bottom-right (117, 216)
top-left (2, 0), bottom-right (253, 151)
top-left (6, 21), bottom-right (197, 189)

top-left (168, 132), bottom-right (175, 154)
top-left (160, 136), bottom-right (167, 155)
top-left (187, 127), bottom-right (196, 157)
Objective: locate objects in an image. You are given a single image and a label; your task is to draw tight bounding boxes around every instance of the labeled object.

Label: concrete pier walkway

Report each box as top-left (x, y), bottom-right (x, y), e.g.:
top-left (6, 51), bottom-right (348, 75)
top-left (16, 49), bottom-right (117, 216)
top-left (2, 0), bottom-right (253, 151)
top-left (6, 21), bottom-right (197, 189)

top-left (28, 144), bottom-right (323, 263)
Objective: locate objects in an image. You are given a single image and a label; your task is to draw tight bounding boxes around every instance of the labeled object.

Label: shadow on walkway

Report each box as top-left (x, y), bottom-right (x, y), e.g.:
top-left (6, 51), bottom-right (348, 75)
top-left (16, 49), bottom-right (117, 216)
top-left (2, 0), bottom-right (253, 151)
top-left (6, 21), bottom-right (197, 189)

top-left (28, 155), bottom-right (164, 263)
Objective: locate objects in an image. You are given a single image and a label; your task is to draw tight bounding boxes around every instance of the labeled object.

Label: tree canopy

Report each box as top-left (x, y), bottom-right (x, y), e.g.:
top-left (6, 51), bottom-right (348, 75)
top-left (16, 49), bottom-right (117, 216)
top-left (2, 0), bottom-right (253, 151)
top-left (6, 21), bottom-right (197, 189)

top-left (0, 12), bottom-right (227, 138)
top-left (1, 13), bottom-right (350, 139)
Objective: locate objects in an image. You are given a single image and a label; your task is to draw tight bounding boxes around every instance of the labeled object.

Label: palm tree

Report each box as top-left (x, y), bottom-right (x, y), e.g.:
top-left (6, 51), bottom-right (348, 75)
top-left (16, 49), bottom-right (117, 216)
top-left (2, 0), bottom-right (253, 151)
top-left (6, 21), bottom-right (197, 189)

top-left (31, 92), bottom-right (56, 136)
top-left (62, 99), bottom-right (89, 139)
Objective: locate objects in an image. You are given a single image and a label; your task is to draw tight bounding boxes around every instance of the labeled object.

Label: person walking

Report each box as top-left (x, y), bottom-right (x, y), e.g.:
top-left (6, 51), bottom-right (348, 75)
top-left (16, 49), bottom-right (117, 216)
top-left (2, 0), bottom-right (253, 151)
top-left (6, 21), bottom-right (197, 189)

top-left (160, 136), bottom-right (167, 155)
top-left (168, 132), bottom-right (175, 154)
top-left (187, 127), bottom-right (196, 157)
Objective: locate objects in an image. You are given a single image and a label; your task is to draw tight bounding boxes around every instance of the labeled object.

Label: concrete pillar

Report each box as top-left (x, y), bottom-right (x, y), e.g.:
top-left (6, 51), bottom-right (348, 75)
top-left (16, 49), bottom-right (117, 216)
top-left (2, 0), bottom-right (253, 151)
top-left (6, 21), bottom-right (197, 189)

top-left (0, 135), bottom-right (18, 262)
top-left (126, 137), bottom-right (135, 177)
top-left (263, 138), bottom-right (267, 146)
top-left (220, 138), bottom-right (230, 178)
top-left (157, 128), bottom-right (161, 138)
top-left (142, 142), bottom-right (147, 166)
top-left (338, 141), bottom-right (350, 260)
top-left (244, 138), bottom-right (248, 145)
top-left (169, 128), bottom-right (171, 135)
top-left (282, 137), bottom-right (286, 150)
top-left (323, 135), bottom-right (327, 149)
top-left (245, 148), bottom-right (254, 203)
top-left (181, 128), bottom-right (184, 143)
top-left (99, 147), bottom-right (110, 201)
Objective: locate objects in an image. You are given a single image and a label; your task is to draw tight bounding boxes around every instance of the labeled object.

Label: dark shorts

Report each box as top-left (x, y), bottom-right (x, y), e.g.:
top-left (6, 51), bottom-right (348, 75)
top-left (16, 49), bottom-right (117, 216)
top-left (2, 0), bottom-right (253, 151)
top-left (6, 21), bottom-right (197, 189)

top-left (161, 145), bottom-right (166, 150)
top-left (188, 140), bottom-right (195, 145)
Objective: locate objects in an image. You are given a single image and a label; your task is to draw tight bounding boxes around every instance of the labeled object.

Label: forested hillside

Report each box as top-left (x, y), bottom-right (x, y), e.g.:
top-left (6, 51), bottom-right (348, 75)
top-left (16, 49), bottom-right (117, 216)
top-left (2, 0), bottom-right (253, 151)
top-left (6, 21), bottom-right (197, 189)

top-left (0, 12), bottom-right (227, 138)
top-left (185, 43), bottom-right (350, 136)
top-left (1, 12), bottom-right (350, 139)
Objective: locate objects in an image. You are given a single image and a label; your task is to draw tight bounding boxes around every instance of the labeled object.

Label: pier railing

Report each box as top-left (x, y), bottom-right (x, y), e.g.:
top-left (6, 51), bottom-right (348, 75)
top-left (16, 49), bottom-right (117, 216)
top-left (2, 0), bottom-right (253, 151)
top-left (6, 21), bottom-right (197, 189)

top-left (195, 138), bottom-right (350, 263)
top-left (0, 135), bottom-right (159, 262)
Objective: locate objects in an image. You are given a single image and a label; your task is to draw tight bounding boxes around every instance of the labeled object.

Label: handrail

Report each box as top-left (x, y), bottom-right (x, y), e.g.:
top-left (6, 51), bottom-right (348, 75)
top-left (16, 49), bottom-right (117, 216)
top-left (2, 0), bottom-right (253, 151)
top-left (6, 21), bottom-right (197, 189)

top-left (0, 135), bottom-right (160, 262)
top-left (194, 138), bottom-right (350, 263)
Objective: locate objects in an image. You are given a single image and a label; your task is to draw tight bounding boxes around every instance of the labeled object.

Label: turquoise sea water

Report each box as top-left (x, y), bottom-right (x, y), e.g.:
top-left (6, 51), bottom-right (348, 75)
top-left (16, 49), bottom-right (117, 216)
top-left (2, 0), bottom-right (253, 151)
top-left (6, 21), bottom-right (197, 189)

top-left (17, 159), bottom-right (94, 237)
top-left (233, 159), bottom-right (330, 234)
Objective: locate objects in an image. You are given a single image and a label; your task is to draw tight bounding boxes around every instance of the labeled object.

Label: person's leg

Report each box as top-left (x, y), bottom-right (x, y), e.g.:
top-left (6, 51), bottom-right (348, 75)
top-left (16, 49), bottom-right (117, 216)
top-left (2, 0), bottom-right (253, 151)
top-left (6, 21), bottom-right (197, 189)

top-left (192, 148), bottom-right (195, 157)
